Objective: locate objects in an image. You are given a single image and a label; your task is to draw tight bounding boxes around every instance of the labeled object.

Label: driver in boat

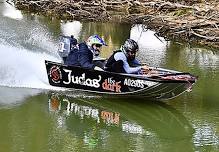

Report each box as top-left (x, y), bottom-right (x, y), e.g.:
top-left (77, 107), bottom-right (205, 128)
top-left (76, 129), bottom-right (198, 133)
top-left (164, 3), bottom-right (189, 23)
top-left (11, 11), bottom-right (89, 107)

top-left (65, 34), bottom-right (107, 71)
top-left (105, 39), bottom-right (151, 74)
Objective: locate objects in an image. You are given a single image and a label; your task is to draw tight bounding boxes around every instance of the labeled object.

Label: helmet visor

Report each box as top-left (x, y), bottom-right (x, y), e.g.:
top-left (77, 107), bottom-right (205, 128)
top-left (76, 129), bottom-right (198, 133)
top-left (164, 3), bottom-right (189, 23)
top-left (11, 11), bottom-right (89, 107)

top-left (95, 44), bottom-right (102, 48)
top-left (129, 49), bottom-right (138, 54)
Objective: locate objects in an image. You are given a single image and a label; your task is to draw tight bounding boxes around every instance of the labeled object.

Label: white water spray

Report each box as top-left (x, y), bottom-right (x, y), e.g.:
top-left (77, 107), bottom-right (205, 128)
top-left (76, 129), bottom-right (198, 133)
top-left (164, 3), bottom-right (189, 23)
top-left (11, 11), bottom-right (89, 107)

top-left (0, 44), bottom-right (61, 90)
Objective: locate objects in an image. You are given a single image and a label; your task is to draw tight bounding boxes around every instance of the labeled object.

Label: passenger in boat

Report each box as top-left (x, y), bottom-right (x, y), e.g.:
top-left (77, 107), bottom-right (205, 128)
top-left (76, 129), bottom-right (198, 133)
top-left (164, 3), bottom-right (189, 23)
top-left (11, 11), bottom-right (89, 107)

top-left (65, 34), bottom-right (107, 71)
top-left (105, 39), bottom-right (150, 74)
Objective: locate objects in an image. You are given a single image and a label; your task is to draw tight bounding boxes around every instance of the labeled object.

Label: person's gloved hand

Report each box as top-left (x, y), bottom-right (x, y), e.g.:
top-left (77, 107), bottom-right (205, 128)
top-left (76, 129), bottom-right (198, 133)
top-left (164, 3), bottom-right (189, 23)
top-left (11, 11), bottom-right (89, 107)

top-left (141, 66), bottom-right (158, 75)
top-left (141, 65), bottom-right (150, 74)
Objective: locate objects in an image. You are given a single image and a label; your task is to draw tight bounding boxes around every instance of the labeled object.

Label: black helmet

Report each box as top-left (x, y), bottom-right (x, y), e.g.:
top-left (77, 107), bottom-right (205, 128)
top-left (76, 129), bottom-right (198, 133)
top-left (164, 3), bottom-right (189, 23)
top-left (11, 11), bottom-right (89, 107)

top-left (123, 39), bottom-right (139, 53)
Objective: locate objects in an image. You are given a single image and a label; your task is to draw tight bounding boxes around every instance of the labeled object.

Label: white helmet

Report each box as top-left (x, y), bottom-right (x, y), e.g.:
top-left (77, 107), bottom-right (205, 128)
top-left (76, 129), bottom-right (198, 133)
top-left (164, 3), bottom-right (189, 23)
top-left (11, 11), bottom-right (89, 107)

top-left (87, 34), bottom-right (107, 47)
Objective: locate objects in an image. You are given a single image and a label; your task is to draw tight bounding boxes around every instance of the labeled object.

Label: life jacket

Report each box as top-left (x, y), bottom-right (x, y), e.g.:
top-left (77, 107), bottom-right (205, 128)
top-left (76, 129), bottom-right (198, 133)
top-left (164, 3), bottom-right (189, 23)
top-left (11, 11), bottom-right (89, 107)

top-left (105, 50), bottom-right (121, 68)
top-left (105, 50), bottom-right (126, 73)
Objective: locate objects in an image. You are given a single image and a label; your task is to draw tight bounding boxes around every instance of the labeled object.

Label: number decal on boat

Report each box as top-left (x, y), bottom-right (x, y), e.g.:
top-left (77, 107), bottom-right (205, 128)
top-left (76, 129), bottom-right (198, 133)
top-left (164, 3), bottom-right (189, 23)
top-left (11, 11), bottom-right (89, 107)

top-left (124, 78), bottom-right (144, 88)
top-left (58, 42), bottom-right (65, 52)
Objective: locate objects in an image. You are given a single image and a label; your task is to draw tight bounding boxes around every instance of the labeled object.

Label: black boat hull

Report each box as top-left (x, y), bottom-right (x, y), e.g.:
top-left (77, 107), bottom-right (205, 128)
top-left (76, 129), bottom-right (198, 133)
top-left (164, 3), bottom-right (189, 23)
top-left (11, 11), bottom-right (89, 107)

top-left (45, 60), bottom-right (196, 100)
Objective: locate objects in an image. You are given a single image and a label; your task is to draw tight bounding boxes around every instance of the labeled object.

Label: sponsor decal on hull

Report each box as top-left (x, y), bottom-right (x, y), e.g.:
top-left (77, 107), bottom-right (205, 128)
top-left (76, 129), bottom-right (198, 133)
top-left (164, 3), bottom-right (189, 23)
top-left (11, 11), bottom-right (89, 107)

top-left (124, 78), bottom-right (158, 88)
top-left (49, 66), bottom-right (62, 83)
top-left (63, 69), bottom-right (102, 88)
top-left (102, 78), bottom-right (121, 93)
top-left (124, 79), bottom-right (144, 88)
top-left (48, 65), bottom-right (158, 93)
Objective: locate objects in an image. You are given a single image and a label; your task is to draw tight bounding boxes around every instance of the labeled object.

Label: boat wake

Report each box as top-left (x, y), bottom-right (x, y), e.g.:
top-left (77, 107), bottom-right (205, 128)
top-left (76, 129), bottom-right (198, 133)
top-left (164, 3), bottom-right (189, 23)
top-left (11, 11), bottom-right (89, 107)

top-left (0, 44), bottom-right (101, 100)
top-left (0, 44), bottom-right (63, 90)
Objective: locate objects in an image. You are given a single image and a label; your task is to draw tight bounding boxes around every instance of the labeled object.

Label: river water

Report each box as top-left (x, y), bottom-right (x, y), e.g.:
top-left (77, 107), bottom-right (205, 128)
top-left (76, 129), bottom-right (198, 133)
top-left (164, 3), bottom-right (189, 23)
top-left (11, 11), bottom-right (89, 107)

top-left (0, 1), bottom-right (219, 152)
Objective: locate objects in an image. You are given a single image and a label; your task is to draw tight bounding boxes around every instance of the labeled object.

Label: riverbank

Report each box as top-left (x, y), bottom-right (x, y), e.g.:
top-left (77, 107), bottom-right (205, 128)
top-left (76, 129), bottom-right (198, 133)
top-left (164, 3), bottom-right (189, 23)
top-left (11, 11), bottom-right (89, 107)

top-left (14, 0), bottom-right (219, 49)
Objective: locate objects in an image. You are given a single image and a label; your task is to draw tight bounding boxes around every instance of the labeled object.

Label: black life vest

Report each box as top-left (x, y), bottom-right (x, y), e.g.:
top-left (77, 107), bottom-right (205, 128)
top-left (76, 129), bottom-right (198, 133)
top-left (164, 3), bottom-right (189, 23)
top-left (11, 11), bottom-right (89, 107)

top-left (105, 50), bottom-right (126, 73)
top-left (105, 50), bottom-right (121, 68)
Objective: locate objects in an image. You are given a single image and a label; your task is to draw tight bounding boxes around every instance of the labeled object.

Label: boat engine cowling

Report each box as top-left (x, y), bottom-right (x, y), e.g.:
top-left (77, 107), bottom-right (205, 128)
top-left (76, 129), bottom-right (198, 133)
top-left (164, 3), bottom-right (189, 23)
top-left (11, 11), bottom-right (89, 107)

top-left (58, 36), bottom-right (72, 60)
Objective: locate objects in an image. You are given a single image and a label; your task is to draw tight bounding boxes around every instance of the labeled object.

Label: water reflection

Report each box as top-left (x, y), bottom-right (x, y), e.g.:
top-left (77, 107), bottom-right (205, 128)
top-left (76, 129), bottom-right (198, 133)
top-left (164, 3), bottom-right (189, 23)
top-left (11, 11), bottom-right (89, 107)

top-left (193, 123), bottom-right (219, 147)
top-left (187, 47), bottom-right (219, 70)
top-left (48, 93), bottom-right (195, 151)
top-left (165, 42), bottom-right (219, 70)
top-left (1, 90), bottom-right (218, 152)
top-left (130, 24), bottom-right (168, 66)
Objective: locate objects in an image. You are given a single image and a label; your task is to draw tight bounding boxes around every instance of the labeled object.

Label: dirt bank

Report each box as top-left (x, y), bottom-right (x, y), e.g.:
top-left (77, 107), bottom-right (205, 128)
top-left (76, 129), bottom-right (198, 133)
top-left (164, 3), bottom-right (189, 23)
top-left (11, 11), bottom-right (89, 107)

top-left (14, 0), bottom-right (219, 49)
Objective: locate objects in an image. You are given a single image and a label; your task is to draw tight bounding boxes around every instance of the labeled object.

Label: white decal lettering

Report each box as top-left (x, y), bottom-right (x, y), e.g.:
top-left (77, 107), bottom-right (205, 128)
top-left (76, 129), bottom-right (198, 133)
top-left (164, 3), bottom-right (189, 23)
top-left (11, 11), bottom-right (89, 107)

top-left (63, 69), bottom-right (72, 84)
top-left (124, 79), bottom-right (157, 88)
top-left (62, 69), bottom-right (101, 88)
top-left (124, 78), bottom-right (144, 88)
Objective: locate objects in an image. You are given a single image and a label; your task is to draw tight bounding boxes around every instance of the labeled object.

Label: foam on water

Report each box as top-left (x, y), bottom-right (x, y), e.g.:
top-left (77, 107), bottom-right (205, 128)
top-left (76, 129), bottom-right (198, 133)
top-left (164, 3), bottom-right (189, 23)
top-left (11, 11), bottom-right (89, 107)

top-left (0, 44), bottom-right (63, 90)
top-left (0, 6), bottom-right (89, 95)
top-left (0, 87), bottom-right (42, 108)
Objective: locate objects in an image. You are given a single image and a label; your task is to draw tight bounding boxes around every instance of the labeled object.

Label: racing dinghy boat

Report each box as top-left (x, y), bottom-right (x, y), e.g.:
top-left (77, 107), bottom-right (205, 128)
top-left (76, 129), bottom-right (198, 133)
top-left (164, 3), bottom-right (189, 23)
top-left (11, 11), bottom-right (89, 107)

top-left (45, 60), bottom-right (197, 100)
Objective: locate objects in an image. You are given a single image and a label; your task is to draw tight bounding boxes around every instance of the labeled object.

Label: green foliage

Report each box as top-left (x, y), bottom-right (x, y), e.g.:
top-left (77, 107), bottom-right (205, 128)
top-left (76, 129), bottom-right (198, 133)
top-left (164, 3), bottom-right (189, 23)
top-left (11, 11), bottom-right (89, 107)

top-left (172, 8), bottom-right (192, 17)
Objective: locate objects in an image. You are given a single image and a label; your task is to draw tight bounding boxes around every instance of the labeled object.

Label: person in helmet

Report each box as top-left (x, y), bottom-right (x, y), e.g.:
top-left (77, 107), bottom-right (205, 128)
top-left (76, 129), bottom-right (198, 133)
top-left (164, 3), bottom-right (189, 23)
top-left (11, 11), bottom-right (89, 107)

top-left (105, 39), bottom-right (149, 74)
top-left (65, 34), bottom-right (107, 71)
top-left (87, 34), bottom-right (107, 58)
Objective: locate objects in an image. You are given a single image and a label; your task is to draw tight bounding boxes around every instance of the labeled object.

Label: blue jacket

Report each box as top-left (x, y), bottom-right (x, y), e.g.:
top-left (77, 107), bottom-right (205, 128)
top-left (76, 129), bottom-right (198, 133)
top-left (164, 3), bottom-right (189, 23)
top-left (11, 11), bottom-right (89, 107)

top-left (64, 47), bottom-right (79, 66)
top-left (65, 42), bottom-right (95, 70)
